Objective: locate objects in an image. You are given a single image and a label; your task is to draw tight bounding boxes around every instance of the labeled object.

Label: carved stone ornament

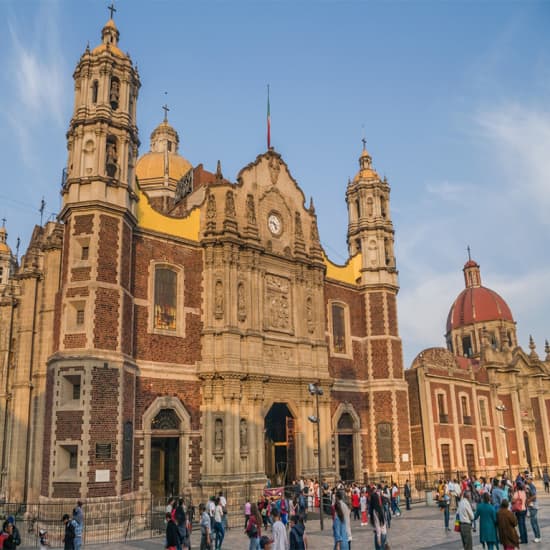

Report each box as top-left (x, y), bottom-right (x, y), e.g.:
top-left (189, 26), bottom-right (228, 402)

top-left (214, 417), bottom-right (224, 455)
top-left (377, 422), bottom-right (393, 463)
top-left (237, 282), bottom-right (246, 322)
top-left (311, 219), bottom-right (319, 242)
top-left (225, 190), bottom-right (236, 217)
top-left (175, 169), bottom-right (194, 202)
top-left (246, 194), bottom-right (256, 225)
top-left (295, 212), bottom-right (304, 239)
top-left (207, 193), bottom-right (217, 219)
top-left (214, 280), bottom-right (224, 319)
top-left (265, 274), bottom-right (291, 331)
top-left (306, 295), bottom-right (314, 334)
top-left (268, 155), bottom-right (281, 185)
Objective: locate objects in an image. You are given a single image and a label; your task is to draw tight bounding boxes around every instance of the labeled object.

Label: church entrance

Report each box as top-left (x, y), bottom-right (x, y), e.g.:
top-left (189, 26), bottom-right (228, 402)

top-left (337, 413), bottom-right (356, 482)
top-left (151, 437), bottom-right (179, 499)
top-left (265, 403), bottom-right (295, 486)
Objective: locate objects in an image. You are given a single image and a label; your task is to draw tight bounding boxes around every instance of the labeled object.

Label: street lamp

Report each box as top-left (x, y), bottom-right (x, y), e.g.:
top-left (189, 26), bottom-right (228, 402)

top-left (496, 405), bottom-right (512, 478)
top-left (308, 382), bottom-right (324, 531)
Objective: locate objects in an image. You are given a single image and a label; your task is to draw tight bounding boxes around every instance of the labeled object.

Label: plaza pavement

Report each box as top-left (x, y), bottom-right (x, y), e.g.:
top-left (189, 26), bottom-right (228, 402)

top-left (22, 492), bottom-right (550, 549)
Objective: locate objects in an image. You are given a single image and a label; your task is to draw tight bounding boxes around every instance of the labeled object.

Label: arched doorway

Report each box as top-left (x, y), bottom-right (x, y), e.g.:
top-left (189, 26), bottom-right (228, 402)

top-left (264, 403), bottom-right (295, 486)
top-left (524, 431), bottom-right (533, 471)
top-left (337, 413), bottom-right (355, 482)
top-left (142, 396), bottom-right (191, 500)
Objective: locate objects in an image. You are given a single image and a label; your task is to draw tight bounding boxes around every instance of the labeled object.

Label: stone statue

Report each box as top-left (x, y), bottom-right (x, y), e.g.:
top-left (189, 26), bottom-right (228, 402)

top-left (110, 78), bottom-right (120, 109)
top-left (214, 418), bottom-right (224, 451)
top-left (215, 280), bottom-right (224, 319)
top-left (246, 194), bottom-right (256, 225)
top-left (225, 190), bottom-right (236, 217)
top-left (240, 418), bottom-right (248, 448)
top-left (238, 283), bottom-right (246, 322)
top-left (207, 193), bottom-right (216, 220)
top-left (105, 141), bottom-right (118, 177)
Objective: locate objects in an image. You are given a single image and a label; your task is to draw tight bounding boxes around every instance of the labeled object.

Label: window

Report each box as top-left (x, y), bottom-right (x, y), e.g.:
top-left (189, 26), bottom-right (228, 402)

top-left (484, 435), bottom-right (492, 454)
top-left (154, 267), bottom-right (177, 331)
top-left (479, 399), bottom-right (487, 427)
top-left (72, 381), bottom-right (81, 400)
top-left (167, 141), bottom-right (172, 152)
top-left (81, 246), bottom-right (89, 260)
top-left (60, 374), bottom-right (82, 407)
top-left (462, 336), bottom-right (473, 357)
top-left (437, 393), bottom-right (448, 423)
top-left (56, 444), bottom-right (79, 478)
top-left (461, 395), bottom-right (472, 425)
top-left (380, 196), bottom-right (387, 218)
top-left (0, 266), bottom-right (4, 283)
top-left (76, 308), bottom-right (85, 325)
top-left (355, 198), bottom-right (361, 219)
top-left (331, 303), bottom-right (347, 354)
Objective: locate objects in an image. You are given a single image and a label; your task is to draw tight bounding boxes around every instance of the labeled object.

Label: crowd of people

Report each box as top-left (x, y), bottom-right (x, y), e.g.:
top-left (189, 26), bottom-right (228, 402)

top-left (436, 470), bottom-right (543, 549)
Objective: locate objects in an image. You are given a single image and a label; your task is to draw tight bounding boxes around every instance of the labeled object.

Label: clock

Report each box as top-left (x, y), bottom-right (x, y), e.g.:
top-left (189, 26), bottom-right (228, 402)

top-left (267, 213), bottom-right (282, 236)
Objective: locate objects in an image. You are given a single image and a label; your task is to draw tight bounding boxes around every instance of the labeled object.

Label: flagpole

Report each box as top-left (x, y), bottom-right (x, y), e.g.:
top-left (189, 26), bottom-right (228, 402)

top-left (267, 84), bottom-right (271, 150)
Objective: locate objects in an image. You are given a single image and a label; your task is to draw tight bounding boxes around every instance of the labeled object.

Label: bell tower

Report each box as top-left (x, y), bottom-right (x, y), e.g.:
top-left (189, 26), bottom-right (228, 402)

top-left (61, 15), bottom-right (140, 215)
top-left (346, 140), bottom-right (397, 287)
top-left (44, 13), bottom-right (140, 500)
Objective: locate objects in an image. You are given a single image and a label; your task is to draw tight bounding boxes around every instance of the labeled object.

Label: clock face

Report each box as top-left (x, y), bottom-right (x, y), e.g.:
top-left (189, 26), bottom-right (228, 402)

top-left (268, 213), bottom-right (282, 235)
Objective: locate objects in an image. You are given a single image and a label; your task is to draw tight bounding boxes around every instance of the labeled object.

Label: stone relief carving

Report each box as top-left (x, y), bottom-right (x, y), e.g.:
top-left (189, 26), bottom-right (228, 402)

top-left (214, 280), bottom-right (224, 319)
top-left (268, 155), bottom-right (281, 185)
top-left (246, 194), bottom-right (256, 225)
top-left (225, 190), bottom-right (236, 217)
top-left (237, 282), bottom-right (246, 322)
top-left (311, 219), bottom-right (319, 242)
top-left (207, 193), bottom-right (216, 219)
top-left (265, 275), bottom-right (291, 331)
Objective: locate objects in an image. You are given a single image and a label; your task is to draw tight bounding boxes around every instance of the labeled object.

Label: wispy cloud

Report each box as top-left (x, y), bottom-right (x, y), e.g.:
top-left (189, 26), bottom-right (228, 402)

top-left (1, 4), bottom-right (68, 170)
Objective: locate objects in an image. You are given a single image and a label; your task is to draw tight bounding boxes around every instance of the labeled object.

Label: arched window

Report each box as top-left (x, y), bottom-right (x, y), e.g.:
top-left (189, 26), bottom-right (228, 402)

top-left (337, 412), bottom-right (354, 431)
top-left (110, 76), bottom-right (120, 110)
top-left (92, 80), bottom-right (99, 104)
top-left (154, 267), bottom-right (177, 331)
top-left (355, 198), bottom-right (361, 219)
top-left (380, 196), bottom-right (387, 218)
top-left (332, 303), bottom-right (347, 354)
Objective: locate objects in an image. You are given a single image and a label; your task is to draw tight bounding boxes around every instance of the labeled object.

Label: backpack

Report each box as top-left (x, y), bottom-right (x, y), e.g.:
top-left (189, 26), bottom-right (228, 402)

top-left (246, 518), bottom-right (258, 539)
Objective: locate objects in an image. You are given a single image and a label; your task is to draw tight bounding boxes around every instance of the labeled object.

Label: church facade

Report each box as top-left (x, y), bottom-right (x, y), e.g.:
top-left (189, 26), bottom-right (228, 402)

top-left (406, 259), bottom-right (550, 481)
top-left (0, 16), bottom-right (413, 504)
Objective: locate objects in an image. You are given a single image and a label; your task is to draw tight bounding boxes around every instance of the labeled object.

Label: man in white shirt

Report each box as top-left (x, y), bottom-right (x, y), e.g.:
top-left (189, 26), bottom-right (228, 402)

top-left (271, 508), bottom-right (288, 550)
top-left (457, 491), bottom-right (474, 550)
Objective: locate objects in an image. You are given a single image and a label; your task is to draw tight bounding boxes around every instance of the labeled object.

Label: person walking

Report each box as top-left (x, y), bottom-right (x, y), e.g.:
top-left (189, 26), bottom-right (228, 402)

top-left (166, 512), bottom-right (180, 550)
top-left (511, 481), bottom-right (528, 544)
top-left (271, 509), bottom-right (288, 550)
top-left (391, 482), bottom-right (401, 516)
top-left (62, 514), bottom-right (76, 550)
top-left (245, 503), bottom-right (262, 550)
top-left (457, 491), bottom-right (474, 550)
top-left (333, 499), bottom-right (349, 550)
top-left (288, 515), bottom-right (307, 550)
top-left (404, 480), bottom-right (412, 511)
top-left (360, 490), bottom-right (368, 526)
top-left (543, 470), bottom-right (549, 493)
top-left (526, 476), bottom-right (541, 543)
top-left (369, 491), bottom-right (387, 550)
top-left (473, 493), bottom-right (498, 550)
top-left (439, 481), bottom-right (451, 531)
top-left (199, 503), bottom-right (212, 550)
top-left (497, 499), bottom-right (520, 550)
top-left (213, 497), bottom-right (225, 549)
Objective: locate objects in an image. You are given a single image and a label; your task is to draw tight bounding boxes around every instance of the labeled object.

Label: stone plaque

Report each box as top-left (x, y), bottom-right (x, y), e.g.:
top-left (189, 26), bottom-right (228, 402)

top-left (376, 422), bottom-right (393, 463)
top-left (95, 443), bottom-right (112, 460)
top-left (95, 469), bottom-right (110, 482)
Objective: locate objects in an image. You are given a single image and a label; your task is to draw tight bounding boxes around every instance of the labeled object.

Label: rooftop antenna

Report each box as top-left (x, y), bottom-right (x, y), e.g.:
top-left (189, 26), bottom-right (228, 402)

top-left (108, 2), bottom-right (117, 19)
top-left (39, 198), bottom-right (46, 225)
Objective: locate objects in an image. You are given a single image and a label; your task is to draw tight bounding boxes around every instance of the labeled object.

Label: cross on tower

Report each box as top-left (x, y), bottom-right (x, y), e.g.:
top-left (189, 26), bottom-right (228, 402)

top-left (162, 104), bottom-right (170, 122)
top-left (361, 137), bottom-right (367, 151)
top-left (467, 245), bottom-right (471, 261)
top-left (1, 218), bottom-right (6, 228)
top-left (108, 2), bottom-right (117, 19)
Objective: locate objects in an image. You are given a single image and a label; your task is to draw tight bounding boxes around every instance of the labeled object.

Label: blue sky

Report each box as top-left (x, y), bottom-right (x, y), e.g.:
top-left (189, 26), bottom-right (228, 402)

top-left (1, 0), bottom-right (549, 367)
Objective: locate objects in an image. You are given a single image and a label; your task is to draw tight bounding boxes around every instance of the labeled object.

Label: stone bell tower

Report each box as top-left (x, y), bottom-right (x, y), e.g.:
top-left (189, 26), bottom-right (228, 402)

top-left (43, 14), bottom-right (140, 500)
top-left (344, 140), bottom-right (413, 478)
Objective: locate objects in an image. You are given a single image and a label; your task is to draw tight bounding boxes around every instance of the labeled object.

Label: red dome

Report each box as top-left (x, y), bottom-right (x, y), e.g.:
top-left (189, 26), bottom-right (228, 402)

top-left (446, 286), bottom-right (514, 333)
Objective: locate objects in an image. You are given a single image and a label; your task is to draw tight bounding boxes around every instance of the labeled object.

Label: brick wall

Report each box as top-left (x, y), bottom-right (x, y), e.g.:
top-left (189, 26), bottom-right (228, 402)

top-left (93, 288), bottom-right (119, 350)
top-left (55, 411), bottom-right (83, 441)
top-left (121, 370), bottom-right (135, 495)
top-left (97, 215), bottom-right (119, 284)
top-left (71, 266), bottom-right (91, 282)
top-left (371, 340), bottom-right (389, 379)
top-left (88, 367), bottom-right (119, 497)
top-left (122, 292), bottom-right (133, 356)
top-left (64, 333), bottom-right (86, 348)
top-left (396, 390), bottom-right (412, 470)
top-left (73, 214), bottom-right (94, 235)
top-left (369, 293), bottom-right (384, 335)
top-left (386, 293), bottom-right (398, 336)
top-left (374, 391), bottom-right (394, 469)
top-left (120, 222), bottom-right (132, 291)
top-left (391, 340), bottom-right (403, 377)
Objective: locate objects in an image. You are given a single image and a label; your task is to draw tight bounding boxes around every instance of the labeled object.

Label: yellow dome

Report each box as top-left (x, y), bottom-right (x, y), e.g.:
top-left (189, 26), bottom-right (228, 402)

top-left (91, 43), bottom-right (126, 58)
top-left (353, 168), bottom-right (379, 182)
top-left (136, 152), bottom-right (192, 182)
top-left (0, 243), bottom-right (9, 254)
top-left (104, 18), bottom-right (117, 29)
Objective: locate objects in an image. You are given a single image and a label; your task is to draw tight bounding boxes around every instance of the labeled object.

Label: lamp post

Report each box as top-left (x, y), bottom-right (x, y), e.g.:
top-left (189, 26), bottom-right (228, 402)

top-left (308, 382), bottom-right (324, 531)
top-left (496, 404), bottom-right (512, 478)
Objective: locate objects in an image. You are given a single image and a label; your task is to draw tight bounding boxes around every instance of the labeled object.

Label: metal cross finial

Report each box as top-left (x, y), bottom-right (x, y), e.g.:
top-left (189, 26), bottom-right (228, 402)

top-left (361, 137), bottom-right (367, 151)
top-left (467, 245), bottom-right (471, 261)
top-left (108, 2), bottom-right (117, 19)
top-left (1, 218), bottom-right (6, 228)
top-left (162, 104), bottom-right (170, 122)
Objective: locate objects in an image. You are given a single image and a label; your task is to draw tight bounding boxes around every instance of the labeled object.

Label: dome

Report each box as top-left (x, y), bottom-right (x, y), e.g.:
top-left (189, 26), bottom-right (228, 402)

top-left (136, 152), bottom-right (192, 181)
top-left (353, 143), bottom-right (379, 182)
top-left (0, 227), bottom-right (10, 254)
top-left (446, 286), bottom-right (514, 333)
